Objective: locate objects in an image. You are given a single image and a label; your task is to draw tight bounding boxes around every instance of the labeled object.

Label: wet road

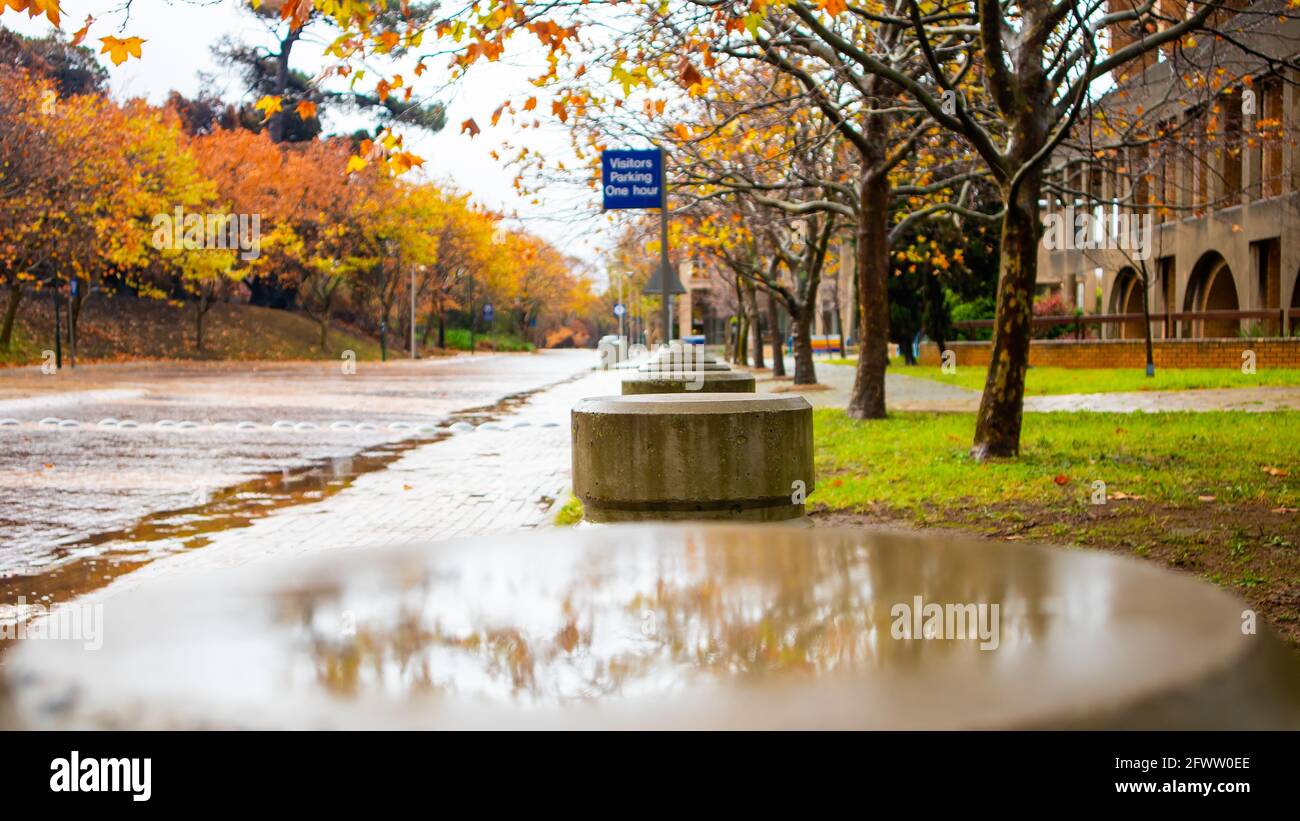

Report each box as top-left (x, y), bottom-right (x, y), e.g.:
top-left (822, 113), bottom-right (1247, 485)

top-left (0, 352), bottom-right (596, 587)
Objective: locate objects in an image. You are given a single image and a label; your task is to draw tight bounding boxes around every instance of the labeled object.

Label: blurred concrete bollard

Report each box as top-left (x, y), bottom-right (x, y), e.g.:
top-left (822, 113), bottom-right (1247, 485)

top-left (6, 525), bottom-right (1297, 729)
top-left (621, 370), bottom-right (756, 394)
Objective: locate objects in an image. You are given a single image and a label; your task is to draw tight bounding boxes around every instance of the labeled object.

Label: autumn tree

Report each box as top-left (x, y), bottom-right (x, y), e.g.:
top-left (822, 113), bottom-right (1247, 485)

top-left (216, 0), bottom-right (446, 144)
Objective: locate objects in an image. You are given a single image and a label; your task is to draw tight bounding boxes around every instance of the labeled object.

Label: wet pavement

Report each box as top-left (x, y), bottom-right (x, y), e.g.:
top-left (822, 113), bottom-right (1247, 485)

top-left (0, 352), bottom-right (600, 611)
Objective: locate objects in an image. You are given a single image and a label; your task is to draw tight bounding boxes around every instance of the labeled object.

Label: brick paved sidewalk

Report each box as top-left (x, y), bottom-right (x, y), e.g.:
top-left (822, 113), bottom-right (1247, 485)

top-left (80, 368), bottom-right (623, 603)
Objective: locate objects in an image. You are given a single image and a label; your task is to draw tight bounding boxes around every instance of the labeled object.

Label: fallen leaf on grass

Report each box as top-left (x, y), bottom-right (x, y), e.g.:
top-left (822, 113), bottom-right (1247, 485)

top-left (1271, 507), bottom-right (1299, 514)
top-left (1197, 495), bottom-right (1217, 502)
top-left (1053, 474), bottom-right (1070, 486)
top-left (1262, 466), bottom-right (1290, 477)
top-left (1111, 491), bottom-right (1146, 500)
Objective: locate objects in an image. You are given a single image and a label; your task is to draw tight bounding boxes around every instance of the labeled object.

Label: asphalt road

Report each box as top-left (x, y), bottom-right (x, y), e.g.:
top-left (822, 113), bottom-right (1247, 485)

top-left (0, 352), bottom-right (596, 580)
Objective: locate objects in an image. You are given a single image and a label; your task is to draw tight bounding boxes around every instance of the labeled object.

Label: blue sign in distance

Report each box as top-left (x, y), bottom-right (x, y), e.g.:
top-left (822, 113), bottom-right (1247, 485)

top-left (601, 149), bottom-right (663, 210)
top-left (613, 303), bottom-right (626, 318)
top-left (483, 303), bottom-right (494, 323)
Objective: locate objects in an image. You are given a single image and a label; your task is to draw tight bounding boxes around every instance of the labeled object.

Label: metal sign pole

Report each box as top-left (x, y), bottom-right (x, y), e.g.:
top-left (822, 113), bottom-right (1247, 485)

top-left (659, 147), bottom-right (671, 348)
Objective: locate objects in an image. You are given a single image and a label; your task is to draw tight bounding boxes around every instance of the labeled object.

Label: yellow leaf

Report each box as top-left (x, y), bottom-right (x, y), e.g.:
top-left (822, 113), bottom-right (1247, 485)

top-left (254, 95), bottom-right (283, 117)
top-left (99, 35), bottom-right (145, 66)
top-left (345, 155), bottom-right (369, 174)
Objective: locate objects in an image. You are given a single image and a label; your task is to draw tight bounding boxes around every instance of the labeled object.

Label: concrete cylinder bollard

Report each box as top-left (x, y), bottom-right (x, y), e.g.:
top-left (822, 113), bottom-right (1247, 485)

top-left (8, 524), bottom-right (1298, 729)
top-left (571, 393), bottom-right (813, 522)
top-left (622, 370), bottom-right (756, 395)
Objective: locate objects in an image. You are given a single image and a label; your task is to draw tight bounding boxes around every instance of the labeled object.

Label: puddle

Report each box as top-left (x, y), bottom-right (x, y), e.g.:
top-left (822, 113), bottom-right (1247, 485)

top-left (0, 379), bottom-right (573, 644)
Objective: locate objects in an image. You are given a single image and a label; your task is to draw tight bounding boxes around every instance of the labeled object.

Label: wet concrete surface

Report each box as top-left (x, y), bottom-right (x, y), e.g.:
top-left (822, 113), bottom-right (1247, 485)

top-left (0, 352), bottom-right (596, 605)
top-left (7, 524), bottom-right (1298, 729)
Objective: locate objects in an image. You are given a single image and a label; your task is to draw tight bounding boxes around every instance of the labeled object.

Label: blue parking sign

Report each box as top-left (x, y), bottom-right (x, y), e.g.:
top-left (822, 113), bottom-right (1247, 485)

top-left (602, 149), bottom-right (663, 210)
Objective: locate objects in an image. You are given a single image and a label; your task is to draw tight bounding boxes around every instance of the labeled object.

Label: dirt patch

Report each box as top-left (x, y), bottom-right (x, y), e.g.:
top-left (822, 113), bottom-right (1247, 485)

top-left (811, 500), bottom-right (1300, 649)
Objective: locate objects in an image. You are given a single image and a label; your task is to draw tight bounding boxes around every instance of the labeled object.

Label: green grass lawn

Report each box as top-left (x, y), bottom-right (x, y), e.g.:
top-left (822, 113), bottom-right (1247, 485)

top-left (823, 358), bottom-right (1300, 395)
top-left (813, 408), bottom-right (1300, 644)
top-left (813, 409), bottom-right (1299, 511)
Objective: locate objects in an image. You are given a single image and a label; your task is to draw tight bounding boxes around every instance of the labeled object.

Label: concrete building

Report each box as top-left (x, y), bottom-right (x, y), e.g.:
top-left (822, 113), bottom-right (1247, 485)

top-left (1037, 2), bottom-right (1300, 338)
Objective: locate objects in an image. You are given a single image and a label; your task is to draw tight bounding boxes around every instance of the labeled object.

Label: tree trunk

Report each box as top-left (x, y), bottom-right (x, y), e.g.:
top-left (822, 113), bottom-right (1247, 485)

top-left (1, 285), bottom-right (21, 350)
top-left (923, 265), bottom-right (949, 354)
top-left (1139, 265), bottom-right (1155, 377)
top-left (194, 298), bottom-right (208, 353)
top-left (437, 304), bottom-right (446, 349)
top-left (267, 32), bottom-right (299, 144)
top-left (766, 293), bottom-right (785, 377)
top-left (420, 299), bottom-right (439, 347)
top-left (748, 285), bottom-right (765, 369)
top-left (791, 307), bottom-right (816, 385)
top-left (847, 171), bottom-right (890, 418)
top-left (971, 175), bottom-right (1041, 459)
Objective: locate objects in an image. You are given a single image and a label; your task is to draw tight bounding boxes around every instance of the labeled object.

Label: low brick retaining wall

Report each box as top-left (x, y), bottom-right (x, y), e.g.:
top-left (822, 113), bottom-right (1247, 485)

top-left (917, 338), bottom-right (1300, 369)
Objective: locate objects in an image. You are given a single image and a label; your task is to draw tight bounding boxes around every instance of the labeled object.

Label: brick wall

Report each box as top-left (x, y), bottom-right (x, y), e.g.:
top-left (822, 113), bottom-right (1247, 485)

top-left (917, 338), bottom-right (1300, 369)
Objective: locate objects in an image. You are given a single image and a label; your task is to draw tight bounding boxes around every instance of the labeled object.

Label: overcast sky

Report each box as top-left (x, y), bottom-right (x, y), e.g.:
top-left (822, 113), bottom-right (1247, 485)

top-left (3, 0), bottom-right (617, 281)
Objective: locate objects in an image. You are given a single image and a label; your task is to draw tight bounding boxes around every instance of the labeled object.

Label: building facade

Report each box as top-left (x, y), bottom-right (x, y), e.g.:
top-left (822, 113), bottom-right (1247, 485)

top-left (1037, 3), bottom-right (1300, 338)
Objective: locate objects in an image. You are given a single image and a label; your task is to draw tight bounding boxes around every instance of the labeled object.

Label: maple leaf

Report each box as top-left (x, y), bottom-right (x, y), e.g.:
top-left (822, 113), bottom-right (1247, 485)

top-left (461, 118), bottom-right (480, 137)
top-left (70, 15), bottom-right (94, 47)
top-left (673, 123), bottom-right (690, 141)
top-left (551, 99), bottom-right (568, 123)
top-left (99, 36), bottom-right (145, 66)
top-left (818, 0), bottom-right (849, 15)
top-left (523, 96), bottom-right (538, 112)
top-left (678, 58), bottom-right (702, 89)
top-left (295, 100), bottom-right (318, 120)
top-left (254, 95), bottom-right (283, 117)
top-left (24, 0), bottom-right (59, 25)
top-left (345, 155), bottom-right (369, 174)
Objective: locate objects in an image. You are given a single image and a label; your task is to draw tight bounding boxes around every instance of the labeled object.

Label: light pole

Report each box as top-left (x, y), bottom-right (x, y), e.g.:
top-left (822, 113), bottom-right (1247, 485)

top-left (618, 271), bottom-right (625, 341)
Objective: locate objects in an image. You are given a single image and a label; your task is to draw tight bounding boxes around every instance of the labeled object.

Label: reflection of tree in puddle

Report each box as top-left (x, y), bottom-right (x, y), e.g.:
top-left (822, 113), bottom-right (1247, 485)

top-left (275, 529), bottom-right (1053, 705)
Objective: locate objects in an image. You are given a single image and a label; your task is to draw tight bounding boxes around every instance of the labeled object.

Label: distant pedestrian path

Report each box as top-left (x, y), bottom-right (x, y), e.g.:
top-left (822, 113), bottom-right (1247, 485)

top-left (752, 359), bottom-right (1300, 413)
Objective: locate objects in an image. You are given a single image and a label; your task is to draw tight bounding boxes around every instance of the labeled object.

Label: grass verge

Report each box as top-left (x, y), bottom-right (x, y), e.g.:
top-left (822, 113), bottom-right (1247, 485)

top-left (812, 408), bottom-right (1300, 646)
